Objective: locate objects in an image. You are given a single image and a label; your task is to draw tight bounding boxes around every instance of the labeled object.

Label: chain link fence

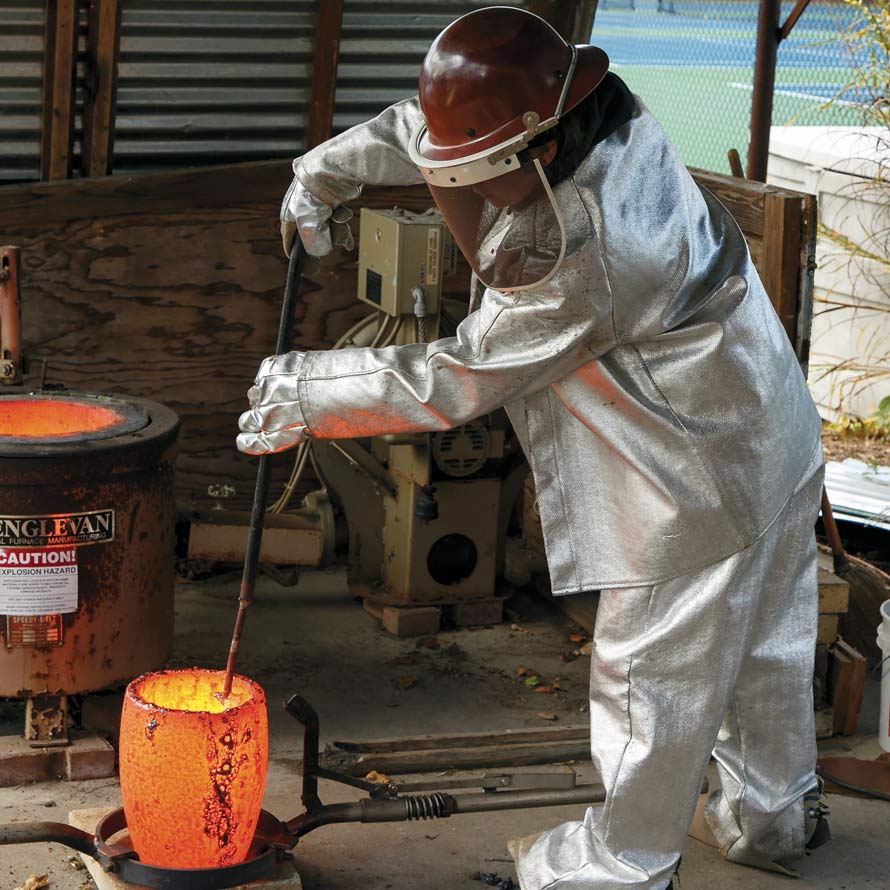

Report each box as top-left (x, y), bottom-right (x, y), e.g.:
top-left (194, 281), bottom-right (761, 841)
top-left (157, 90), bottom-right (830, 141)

top-left (591, 0), bottom-right (863, 175)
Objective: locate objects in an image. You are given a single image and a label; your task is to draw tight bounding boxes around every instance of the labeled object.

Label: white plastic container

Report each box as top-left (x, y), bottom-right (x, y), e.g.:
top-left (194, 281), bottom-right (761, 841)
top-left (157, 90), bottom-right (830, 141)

top-left (767, 127), bottom-right (890, 421)
top-left (878, 599), bottom-right (890, 753)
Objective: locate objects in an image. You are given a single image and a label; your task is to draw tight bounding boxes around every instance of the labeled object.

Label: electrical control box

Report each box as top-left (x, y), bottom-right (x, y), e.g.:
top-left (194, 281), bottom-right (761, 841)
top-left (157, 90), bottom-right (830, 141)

top-left (357, 207), bottom-right (456, 316)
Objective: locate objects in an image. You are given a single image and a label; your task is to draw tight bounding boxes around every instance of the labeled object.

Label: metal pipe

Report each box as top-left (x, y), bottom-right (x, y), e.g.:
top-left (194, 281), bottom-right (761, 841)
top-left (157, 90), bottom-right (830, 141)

top-left (327, 439), bottom-right (398, 499)
top-left (284, 694), bottom-right (322, 812)
top-left (287, 802), bottom-right (365, 837)
top-left (747, 0), bottom-right (781, 181)
top-left (0, 822), bottom-right (96, 857)
top-left (450, 785), bottom-right (604, 813)
top-left (288, 785), bottom-right (605, 838)
top-left (221, 243), bottom-right (304, 699)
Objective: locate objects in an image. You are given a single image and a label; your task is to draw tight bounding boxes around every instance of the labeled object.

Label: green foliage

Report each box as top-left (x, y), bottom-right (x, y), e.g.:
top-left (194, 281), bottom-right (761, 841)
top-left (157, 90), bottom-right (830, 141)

top-left (828, 395), bottom-right (890, 440)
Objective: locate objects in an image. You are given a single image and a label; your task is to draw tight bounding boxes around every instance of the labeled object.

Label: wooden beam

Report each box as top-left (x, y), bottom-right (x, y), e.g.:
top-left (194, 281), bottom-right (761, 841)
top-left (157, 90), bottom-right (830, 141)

top-left (82, 0), bottom-right (122, 178)
top-left (40, 0), bottom-right (80, 181)
top-left (572, 0), bottom-right (600, 42)
top-left (529, 0), bottom-right (579, 39)
top-left (306, 0), bottom-right (344, 149)
top-left (332, 725), bottom-right (590, 754)
top-left (763, 192), bottom-right (803, 342)
top-left (323, 739), bottom-right (593, 776)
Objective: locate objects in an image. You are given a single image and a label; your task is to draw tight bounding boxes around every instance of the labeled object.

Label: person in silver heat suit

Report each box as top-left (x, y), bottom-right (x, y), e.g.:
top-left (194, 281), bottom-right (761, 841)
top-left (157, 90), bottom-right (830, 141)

top-left (237, 9), bottom-right (827, 890)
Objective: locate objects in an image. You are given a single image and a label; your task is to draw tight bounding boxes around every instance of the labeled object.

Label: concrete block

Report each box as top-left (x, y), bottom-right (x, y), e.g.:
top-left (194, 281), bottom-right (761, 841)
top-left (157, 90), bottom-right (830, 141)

top-left (446, 598), bottom-right (505, 627)
top-left (818, 614), bottom-right (839, 646)
top-left (70, 807), bottom-right (302, 889)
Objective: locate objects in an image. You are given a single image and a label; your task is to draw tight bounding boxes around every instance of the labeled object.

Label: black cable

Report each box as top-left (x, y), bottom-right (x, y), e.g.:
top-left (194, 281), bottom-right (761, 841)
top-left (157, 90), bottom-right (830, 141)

top-left (816, 765), bottom-right (890, 802)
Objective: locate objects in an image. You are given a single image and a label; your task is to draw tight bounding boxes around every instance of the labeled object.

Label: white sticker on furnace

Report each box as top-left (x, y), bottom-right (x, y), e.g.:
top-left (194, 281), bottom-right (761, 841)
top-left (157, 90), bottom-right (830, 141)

top-left (0, 547), bottom-right (78, 615)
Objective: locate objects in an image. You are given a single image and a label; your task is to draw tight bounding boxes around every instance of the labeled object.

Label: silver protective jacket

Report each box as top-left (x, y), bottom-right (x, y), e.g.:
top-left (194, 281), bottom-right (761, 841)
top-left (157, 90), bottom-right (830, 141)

top-left (287, 96), bottom-right (822, 592)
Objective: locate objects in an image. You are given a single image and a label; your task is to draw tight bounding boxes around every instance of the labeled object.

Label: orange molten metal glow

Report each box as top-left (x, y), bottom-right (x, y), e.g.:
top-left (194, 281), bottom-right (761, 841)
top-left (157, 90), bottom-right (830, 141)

top-left (119, 669), bottom-right (268, 869)
top-left (0, 398), bottom-right (122, 437)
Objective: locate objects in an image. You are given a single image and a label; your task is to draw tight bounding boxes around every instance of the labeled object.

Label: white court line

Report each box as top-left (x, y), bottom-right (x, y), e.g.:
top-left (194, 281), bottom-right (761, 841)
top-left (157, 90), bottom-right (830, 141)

top-left (728, 81), bottom-right (862, 106)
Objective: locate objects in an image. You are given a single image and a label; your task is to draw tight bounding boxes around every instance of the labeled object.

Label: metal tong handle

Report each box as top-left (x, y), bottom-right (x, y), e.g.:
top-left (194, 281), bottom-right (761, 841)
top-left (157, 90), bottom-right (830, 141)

top-left (0, 821), bottom-right (97, 857)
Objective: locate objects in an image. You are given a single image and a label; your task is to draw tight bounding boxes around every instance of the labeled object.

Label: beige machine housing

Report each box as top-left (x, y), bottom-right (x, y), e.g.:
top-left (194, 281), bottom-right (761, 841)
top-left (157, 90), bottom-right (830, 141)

top-left (357, 208), bottom-right (456, 317)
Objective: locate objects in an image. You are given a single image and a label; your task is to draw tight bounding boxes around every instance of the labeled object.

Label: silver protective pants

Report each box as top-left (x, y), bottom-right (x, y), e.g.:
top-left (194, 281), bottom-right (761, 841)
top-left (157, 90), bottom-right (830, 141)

top-left (518, 449), bottom-right (824, 890)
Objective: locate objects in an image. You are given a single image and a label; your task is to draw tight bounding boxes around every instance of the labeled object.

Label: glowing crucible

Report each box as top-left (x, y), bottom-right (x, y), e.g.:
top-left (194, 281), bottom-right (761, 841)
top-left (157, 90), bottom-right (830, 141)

top-left (119, 668), bottom-right (268, 868)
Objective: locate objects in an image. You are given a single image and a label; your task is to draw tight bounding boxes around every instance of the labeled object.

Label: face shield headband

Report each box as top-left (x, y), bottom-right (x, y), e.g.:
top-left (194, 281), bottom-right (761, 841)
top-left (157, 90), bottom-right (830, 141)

top-left (408, 46), bottom-right (576, 293)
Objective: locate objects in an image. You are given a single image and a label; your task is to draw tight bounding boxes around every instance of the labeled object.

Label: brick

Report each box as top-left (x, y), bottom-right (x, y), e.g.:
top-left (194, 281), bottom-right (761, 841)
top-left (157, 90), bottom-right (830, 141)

top-left (445, 598), bottom-right (505, 627)
top-left (817, 552), bottom-right (850, 614)
top-left (381, 605), bottom-right (441, 637)
top-left (65, 734), bottom-right (115, 781)
top-left (362, 597), bottom-right (385, 621)
top-left (818, 614), bottom-right (839, 646)
top-left (818, 569), bottom-right (849, 613)
top-left (814, 706), bottom-right (835, 740)
top-left (0, 735), bottom-right (66, 786)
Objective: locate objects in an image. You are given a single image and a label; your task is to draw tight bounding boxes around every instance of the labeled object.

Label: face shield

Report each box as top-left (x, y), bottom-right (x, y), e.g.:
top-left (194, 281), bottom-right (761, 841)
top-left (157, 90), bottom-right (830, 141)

top-left (409, 131), bottom-right (566, 293)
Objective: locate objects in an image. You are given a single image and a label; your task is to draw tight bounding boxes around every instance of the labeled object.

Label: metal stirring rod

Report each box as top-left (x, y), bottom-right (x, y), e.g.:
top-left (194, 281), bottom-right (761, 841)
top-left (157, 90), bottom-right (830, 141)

top-left (220, 242), bottom-right (305, 700)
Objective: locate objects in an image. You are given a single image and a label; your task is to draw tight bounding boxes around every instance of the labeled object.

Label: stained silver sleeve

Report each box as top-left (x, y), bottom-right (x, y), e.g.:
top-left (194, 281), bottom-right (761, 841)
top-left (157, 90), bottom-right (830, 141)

top-left (291, 277), bottom-right (615, 440)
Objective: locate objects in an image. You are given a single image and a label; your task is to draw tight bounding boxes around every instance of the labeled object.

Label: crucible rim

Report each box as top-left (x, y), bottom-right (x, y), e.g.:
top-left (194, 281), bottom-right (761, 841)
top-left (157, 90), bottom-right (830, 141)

top-left (125, 667), bottom-right (267, 718)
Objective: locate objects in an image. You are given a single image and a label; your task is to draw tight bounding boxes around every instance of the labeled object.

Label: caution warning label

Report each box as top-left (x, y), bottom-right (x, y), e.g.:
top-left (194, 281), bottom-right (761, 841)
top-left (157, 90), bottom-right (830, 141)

top-left (0, 547), bottom-right (79, 615)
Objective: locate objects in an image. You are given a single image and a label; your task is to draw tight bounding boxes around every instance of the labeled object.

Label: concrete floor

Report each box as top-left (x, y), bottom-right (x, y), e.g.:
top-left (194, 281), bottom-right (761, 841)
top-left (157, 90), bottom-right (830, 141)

top-left (1, 567), bottom-right (888, 890)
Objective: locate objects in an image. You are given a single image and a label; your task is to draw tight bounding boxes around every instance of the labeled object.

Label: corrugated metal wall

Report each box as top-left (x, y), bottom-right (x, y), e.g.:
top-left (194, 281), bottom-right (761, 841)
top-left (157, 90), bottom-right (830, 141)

top-left (0, 0), bottom-right (526, 184)
top-left (0, 0), bottom-right (50, 183)
top-left (114, 1), bottom-right (318, 173)
top-left (334, 0), bottom-right (524, 134)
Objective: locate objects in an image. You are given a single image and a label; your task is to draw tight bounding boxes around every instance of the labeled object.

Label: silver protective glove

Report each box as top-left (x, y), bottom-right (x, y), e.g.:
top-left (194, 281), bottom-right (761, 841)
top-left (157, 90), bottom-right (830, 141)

top-left (236, 352), bottom-right (309, 455)
top-left (280, 175), bottom-right (354, 258)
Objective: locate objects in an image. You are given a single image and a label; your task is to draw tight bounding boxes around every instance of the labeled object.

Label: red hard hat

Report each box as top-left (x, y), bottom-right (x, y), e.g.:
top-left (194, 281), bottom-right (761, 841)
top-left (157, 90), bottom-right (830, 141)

top-left (417, 7), bottom-right (609, 163)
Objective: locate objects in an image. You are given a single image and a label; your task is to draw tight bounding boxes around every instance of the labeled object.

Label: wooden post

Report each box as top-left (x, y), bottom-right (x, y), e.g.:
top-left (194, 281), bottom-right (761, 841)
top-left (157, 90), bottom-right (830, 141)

top-left (40, 0), bottom-right (79, 181)
top-left (82, 0), bottom-right (122, 178)
top-left (529, 0), bottom-right (581, 39)
top-left (763, 192), bottom-right (803, 342)
top-left (306, 0), bottom-right (345, 150)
